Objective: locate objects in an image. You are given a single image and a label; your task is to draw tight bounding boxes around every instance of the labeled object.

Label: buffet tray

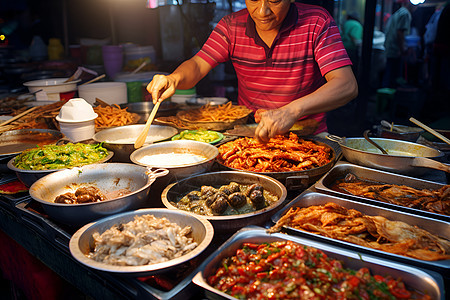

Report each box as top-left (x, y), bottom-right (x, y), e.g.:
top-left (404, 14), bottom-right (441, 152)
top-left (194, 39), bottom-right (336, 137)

top-left (10, 197), bottom-right (226, 299)
top-left (270, 191), bottom-right (450, 272)
top-left (193, 226), bottom-right (445, 300)
top-left (315, 162), bottom-right (449, 222)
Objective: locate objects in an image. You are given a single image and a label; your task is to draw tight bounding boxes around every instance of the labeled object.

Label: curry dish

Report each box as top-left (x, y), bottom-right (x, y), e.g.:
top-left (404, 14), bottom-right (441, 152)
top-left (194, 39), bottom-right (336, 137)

top-left (173, 182), bottom-right (279, 216)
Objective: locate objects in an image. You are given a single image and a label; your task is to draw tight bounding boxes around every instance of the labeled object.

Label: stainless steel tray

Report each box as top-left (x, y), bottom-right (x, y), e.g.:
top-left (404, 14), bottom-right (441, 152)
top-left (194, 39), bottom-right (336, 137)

top-left (270, 191), bottom-right (450, 272)
top-left (193, 226), bottom-right (444, 300)
top-left (315, 162), bottom-right (449, 222)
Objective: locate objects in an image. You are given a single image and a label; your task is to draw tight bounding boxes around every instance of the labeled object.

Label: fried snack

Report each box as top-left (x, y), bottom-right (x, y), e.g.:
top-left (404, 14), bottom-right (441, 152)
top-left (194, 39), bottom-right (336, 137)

top-left (177, 102), bottom-right (252, 123)
top-left (93, 104), bottom-right (138, 128)
top-left (269, 202), bottom-right (450, 261)
top-left (217, 132), bottom-right (332, 172)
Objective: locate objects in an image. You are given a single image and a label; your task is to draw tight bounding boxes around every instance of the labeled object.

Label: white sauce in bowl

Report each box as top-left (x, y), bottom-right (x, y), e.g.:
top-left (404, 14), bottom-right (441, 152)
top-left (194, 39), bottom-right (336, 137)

top-left (137, 152), bottom-right (208, 167)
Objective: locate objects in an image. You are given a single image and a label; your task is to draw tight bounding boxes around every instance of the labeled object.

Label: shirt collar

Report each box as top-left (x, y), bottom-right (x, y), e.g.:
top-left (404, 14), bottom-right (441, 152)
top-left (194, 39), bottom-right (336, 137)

top-left (245, 3), bottom-right (298, 40)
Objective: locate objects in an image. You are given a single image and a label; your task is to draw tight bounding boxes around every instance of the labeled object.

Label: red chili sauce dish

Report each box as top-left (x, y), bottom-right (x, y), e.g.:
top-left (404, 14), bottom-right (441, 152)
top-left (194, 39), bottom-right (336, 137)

top-left (207, 241), bottom-right (431, 299)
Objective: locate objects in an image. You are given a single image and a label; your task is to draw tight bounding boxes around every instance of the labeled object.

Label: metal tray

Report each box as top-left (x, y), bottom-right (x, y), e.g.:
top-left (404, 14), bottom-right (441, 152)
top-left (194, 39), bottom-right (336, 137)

top-left (193, 226), bottom-right (444, 300)
top-left (315, 162), bottom-right (449, 222)
top-left (270, 191), bottom-right (450, 272)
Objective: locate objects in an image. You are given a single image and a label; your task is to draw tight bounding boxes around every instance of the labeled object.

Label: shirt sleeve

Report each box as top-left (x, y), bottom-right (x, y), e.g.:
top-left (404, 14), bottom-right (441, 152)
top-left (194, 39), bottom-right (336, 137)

top-left (313, 11), bottom-right (352, 76)
top-left (196, 17), bottom-right (232, 68)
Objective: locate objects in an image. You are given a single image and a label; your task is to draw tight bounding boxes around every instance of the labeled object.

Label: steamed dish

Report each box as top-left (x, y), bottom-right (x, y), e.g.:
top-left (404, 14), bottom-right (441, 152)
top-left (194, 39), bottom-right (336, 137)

top-left (88, 214), bottom-right (198, 266)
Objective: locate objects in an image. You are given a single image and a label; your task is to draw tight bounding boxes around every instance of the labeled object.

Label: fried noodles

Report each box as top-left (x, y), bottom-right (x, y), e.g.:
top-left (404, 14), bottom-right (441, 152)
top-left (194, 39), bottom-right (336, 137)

top-left (177, 102), bottom-right (251, 123)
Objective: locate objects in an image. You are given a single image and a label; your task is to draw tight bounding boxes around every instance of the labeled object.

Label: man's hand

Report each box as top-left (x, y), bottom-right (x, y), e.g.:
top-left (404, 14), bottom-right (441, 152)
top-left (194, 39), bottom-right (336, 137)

top-left (146, 74), bottom-right (177, 104)
top-left (254, 107), bottom-right (297, 142)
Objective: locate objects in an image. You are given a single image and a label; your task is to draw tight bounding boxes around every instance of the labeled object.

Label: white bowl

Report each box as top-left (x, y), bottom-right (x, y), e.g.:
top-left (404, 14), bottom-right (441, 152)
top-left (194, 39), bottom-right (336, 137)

top-left (78, 82), bottom-right (127, 105)
top-left (23, 78), bottom-right (81, 101)
top-left (56, 98), bottom-right (98, 122)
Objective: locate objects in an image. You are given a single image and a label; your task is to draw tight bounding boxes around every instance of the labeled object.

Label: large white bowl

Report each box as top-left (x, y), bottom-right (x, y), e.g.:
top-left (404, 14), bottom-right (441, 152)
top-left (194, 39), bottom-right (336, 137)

top-left (78, 82), bottom-right (127, 105)
top-left (23, 78), bottom-right (81, 101)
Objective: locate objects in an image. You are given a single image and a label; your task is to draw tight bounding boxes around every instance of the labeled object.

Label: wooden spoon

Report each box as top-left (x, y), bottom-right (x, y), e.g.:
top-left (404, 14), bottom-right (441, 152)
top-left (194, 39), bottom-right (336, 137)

top-left (363, 129), bottom-right (388, 154)
top-left (409, 117), bottom-right (450, 145)
top-left (134, 101), bottom-right (161, 149)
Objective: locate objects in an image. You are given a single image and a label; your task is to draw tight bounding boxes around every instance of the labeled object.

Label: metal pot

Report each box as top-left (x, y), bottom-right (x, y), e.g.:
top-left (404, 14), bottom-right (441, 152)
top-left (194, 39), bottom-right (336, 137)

top-left (7, 150), bottom-right (114, 187)
top-left (161, 171), bottom-right (287, 232)
top-left (69, 208), bottom-right (213, 276)
top-left (130, 140), bottom-right (219, 182)
top-left (327, 135), bottom-right (449, 175)
top-left (216, 138), bottom-right (337, 190)
top-left (29, 163), bottom-right (169, 226)
top-left (92, 124), bottom-right (178, 162)
top-left (120, 101), bottom-right (178, 122)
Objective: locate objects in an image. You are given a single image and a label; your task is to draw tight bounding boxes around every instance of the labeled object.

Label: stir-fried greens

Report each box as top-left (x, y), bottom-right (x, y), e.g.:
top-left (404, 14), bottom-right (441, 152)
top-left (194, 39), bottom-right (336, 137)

top-left (13, 143), bottom-right (109, 170)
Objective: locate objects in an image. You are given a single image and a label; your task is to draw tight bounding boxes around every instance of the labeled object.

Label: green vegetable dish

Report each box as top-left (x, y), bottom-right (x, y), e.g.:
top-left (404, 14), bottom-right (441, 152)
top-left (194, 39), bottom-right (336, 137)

top-left (13, 143), bottom-right (110, 170)
top-left (172, 130), bottom-right (223, 144)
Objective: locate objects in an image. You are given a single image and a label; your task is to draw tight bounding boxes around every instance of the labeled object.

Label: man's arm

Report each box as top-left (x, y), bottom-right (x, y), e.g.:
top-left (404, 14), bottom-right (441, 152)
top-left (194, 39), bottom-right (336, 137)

top-left (147, 56), bottom-right (213, 103)
top-left (255, 66), bottom-right (358, 141)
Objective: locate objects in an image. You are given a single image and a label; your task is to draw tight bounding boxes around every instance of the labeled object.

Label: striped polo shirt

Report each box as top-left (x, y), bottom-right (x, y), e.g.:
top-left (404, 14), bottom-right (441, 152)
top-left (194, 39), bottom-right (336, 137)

top-left (196, 3), bottom-right (352, 133)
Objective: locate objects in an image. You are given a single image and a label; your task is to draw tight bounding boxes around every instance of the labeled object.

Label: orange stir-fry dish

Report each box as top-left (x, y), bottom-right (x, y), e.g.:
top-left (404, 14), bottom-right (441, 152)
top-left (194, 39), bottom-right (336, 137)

top-left (269, 202), bottom-right (450, 261)
top-left (217, 132), bottom-right (332, 172)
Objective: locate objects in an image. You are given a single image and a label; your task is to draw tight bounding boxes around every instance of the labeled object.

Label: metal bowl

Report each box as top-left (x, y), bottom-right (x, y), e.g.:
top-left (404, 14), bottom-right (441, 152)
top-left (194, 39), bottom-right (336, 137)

top-left (92, 124), bottom-right (178, 162)
top-left (130, 140), bottom-right (219, 182)
top-left (7, 150), bottom-right (114, 187)
top-left (120, 101), bottom-right (178, 122)
top-left (376, 125), bottom-right (424, 142)
top-left (161, 171), bottom-right (287, 232)
top-left (29, 163), bottom-right (169, 226)
top-left (69, 208), bottom-right (214, 276)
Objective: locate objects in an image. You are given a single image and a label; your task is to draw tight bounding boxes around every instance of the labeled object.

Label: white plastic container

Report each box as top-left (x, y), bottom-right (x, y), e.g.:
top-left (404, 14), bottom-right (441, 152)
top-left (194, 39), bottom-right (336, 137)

top-left (124, 45), bottom-right (156, 69)
top-left (78, 82), bottom-right (127, 105)
top-left (23, 78), bottom-right (81, 101)
top-left (56, 98), bottom-right (98, 142)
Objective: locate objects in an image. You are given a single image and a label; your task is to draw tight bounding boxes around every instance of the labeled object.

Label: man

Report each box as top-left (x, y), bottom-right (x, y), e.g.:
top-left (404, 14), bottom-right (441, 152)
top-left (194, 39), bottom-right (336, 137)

top-left (148, 0), bottom-right (357, 142)
top-left (382, 0), bottom-right (414, 88)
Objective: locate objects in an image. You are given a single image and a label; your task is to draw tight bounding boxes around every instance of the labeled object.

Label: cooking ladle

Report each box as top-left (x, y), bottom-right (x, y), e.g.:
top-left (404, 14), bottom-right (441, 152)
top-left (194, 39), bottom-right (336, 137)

top-left (134, 101), bottom-right (160, 149)
top-left (363, 130), bottom-right (388, 154)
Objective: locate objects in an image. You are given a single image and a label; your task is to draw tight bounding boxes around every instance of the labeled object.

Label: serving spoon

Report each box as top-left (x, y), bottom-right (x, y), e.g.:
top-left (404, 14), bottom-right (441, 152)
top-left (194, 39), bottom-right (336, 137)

top-left (134, 101), bottom-right (161, 149)
top-left (363, 129), bottom-right (388, 154)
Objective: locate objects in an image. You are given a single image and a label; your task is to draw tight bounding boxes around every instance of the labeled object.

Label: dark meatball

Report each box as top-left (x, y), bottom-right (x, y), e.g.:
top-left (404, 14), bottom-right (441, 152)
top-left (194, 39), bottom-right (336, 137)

top-left (201, 186), bottom-right (218, 199)
top-left (227, 192), bottom-right (247, 208)
top-left (219, 182), bottom-right (241, 195)
top-left (186, 191), bottom-right (201, 201)
top-left (246, 183), bottom-right (264, 197)
top-left (249, 189), bottom-right (265, 209)
top-left (210, 195), bottom-right (229, 215)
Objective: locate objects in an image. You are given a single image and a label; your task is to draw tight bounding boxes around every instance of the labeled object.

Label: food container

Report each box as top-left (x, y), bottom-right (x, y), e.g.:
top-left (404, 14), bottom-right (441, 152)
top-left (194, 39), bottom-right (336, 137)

top-left (28, 164), bottom-right (169, 226)
top-left (217, 137), bottom-right (337, 190)
top-left (376, 125), bottom-right (424, 142)
top-left (193, 227), bottom-right (444, 300)
top-left (56, 98), bottom-right (98, 142)
top-left (23, 78), bottom-right (81, 101)
top-left (327, 135), bottom-right (449, 175)
top-left (271, 191), bottom-right (450, 272)
top-left (69, 208), bottom-right (213, 276)
top-left (130, 140), bottom-right (219, 182)
top-left (78, 82), bottom-right (127, 105)
top-left (7, 149), bottom-right (114, 187)
top-left (92, 124), bottom-right (178, 162)
top-left (315, 162), bottom-right (450, 222)
top-left (161, 171), bottom-right (287, 232)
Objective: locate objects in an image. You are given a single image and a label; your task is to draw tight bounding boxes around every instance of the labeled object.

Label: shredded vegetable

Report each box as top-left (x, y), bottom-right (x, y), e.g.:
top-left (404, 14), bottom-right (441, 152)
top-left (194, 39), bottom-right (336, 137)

top-left (13, 143), bottom-right (109, 170)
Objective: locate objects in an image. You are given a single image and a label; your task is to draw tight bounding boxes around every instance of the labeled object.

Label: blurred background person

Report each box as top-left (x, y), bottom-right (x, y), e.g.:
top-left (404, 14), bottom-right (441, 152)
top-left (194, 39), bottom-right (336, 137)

top-left (341, 11), bottom-right (363, 77)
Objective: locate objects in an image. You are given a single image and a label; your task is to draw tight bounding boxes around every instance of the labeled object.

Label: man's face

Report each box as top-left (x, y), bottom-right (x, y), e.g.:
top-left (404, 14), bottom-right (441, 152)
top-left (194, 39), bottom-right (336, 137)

top-left (246, 0), bottom-right (291, 32)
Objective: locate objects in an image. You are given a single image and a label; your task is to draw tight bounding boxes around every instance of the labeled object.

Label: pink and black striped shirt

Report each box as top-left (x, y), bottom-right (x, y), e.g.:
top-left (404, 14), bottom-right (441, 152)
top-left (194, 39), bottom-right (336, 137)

top-left (196, 3), bottom-right (352, 133)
